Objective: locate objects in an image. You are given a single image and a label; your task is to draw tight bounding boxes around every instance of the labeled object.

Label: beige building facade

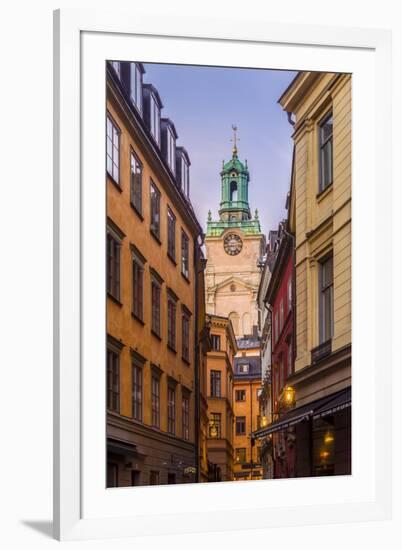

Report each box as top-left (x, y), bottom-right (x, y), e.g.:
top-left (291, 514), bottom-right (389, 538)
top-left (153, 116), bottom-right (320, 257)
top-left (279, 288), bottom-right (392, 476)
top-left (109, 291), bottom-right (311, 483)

top-left (279, 71), bottom-right (352, 476)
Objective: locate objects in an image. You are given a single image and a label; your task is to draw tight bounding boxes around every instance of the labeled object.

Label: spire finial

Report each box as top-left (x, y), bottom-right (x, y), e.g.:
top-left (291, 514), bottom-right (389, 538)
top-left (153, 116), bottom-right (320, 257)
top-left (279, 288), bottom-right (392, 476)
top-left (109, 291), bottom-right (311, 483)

top-left (230, 124), bottom-right (239, 157)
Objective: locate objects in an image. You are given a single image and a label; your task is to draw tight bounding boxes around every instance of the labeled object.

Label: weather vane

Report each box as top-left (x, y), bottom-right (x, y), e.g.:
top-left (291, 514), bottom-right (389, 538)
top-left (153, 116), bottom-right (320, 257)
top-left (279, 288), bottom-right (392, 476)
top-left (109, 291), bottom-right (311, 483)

top-left (230, 124), bottom-right (239, 156)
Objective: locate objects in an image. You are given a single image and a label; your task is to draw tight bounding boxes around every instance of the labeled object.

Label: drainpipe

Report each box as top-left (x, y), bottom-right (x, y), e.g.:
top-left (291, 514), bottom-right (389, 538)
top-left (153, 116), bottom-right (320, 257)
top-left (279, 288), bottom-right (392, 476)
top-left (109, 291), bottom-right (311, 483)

top-left (193, 232), bottom-right (206, 483)
top-left (194, 238), bottom-right (200, 483)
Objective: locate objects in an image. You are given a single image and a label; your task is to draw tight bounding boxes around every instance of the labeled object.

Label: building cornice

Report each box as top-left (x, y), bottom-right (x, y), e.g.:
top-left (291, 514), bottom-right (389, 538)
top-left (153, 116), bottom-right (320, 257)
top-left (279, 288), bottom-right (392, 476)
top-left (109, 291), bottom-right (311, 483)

top-left (107, 68), bottom-right (203, 238)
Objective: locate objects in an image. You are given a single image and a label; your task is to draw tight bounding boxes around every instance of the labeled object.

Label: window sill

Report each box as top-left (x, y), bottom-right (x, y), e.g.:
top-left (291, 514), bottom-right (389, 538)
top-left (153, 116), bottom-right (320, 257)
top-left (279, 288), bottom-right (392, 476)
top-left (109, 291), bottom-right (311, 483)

top-left (151, 329), bottom-right (162, 341)
top-left (316, 182), bottom-right (333, 202)
top-left (107, 173), bottom-right (122, 193)
top-left (130, 203), bottom-right (144, 221)
top-left (131, 312), bottom-right (145, 325)
top-left (181, 272), bottom-right (191, 284)
top-left (107, 292), bottom-right (122, 306)
top-left (168, 253), bottom-right (177, 266)
top-left (150, 229), bottom-right (162, 245)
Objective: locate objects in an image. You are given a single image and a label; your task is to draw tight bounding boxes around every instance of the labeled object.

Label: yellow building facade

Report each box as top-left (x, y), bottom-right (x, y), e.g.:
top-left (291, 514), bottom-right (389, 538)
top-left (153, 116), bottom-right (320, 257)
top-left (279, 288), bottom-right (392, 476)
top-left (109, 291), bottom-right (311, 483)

top-left (279, 72), bottom-right (352, 476)
top-left (106, 61), bottom-right (205, 486)
top-left (206, 315), bottom-right (237, 481)
top-left (232, 354), bottom-right (263, 481)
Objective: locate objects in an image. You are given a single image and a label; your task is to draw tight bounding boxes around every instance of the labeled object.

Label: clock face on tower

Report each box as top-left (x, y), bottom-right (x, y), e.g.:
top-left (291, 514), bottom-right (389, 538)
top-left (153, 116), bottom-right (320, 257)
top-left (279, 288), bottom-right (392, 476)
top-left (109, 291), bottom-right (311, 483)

top-left (223, 233), bottom-right (243, 256)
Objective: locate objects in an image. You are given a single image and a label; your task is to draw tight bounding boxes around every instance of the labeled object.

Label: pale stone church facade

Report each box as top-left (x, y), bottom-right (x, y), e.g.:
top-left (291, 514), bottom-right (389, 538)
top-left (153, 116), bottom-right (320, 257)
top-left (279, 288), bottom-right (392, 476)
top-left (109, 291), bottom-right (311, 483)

top-left (204, 135), bottom-right (265, 340)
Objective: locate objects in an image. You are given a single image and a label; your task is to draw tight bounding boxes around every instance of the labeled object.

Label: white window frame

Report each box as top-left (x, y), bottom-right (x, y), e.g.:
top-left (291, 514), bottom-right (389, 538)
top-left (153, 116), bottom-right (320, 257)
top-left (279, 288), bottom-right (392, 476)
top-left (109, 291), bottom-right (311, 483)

top-left (149, 92), bottom-right (160, 145)
top-left (129, 62), bottom-right (143, 114)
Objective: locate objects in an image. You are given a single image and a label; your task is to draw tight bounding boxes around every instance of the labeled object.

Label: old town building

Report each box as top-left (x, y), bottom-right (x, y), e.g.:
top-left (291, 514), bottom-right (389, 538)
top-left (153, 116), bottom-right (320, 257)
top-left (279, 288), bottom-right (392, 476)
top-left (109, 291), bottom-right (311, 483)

top-left (204, 131), bottom-right (265, 481)
top-left (256, 219), bottom-right (296, 478)
top-left (254, 72), bottom-right (352, 478)
top-left (197, 250), bottom-right (211, 482)
top-left (106, 61), bottom-right (206, 486)
top-left (255, 231), bottom-right (278, 479)
top-left (233, 353), bottom-right (262, 481)
top-left (206, 315), bottom-right (237, 481)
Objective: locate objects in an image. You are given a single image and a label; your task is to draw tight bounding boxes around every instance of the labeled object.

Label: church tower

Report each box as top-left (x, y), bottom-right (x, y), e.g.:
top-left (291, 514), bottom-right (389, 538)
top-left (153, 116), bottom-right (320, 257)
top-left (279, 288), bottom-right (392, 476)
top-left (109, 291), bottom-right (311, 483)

top-left (205, 127), bottom-right (265, 339)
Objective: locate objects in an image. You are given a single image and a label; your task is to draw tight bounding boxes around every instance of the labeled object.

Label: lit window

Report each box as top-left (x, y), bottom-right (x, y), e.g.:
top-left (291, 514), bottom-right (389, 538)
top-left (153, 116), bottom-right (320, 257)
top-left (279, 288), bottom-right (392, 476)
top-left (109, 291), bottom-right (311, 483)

top-left (235, 448), bottom-right (246, 463)
top-left (209, 413), bottom-right (221, 438)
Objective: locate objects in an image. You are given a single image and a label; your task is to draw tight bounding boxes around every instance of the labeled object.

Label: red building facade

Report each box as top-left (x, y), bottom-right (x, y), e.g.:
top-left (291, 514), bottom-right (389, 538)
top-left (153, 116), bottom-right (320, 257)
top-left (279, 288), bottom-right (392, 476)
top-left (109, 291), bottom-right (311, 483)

top-left (266, 223), bottom-right (295, 478)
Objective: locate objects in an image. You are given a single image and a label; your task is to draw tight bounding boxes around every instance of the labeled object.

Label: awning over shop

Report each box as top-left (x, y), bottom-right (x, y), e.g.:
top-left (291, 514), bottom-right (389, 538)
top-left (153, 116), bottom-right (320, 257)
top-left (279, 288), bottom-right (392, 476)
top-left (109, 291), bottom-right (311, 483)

top-left (252, 387), bottom-right (351, 440)
top-left (312, 387), bottom-right (351, 420)
top-left (107, 437), bottom-right (141, 458)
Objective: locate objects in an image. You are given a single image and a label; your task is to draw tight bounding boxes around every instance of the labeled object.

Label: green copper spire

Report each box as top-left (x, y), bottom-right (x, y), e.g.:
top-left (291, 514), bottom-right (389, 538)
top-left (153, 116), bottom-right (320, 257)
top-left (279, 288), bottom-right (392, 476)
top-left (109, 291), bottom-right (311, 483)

top-left (206, 126), bottom-right (261, 237)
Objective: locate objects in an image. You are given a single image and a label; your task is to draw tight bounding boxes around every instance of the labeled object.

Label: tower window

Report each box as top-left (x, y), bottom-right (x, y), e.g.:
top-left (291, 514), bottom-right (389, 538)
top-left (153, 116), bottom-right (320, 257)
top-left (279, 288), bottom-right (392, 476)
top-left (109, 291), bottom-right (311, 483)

top-left (230, 181), bottom-right (238, 201)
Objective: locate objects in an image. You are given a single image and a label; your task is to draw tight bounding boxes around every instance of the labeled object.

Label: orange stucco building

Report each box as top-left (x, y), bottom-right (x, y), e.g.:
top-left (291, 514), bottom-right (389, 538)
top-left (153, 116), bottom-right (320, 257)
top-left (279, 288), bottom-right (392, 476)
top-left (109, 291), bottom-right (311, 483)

top-left (106, 61), bottom-right (206, 486)
top-left (206, 315), bottom-right (237, 481)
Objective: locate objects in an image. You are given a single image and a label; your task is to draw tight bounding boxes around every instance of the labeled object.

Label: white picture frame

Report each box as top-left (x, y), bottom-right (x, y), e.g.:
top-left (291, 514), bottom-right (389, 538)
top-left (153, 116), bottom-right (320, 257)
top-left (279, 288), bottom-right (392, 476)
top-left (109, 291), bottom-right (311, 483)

top-left (53, 8), bottom-right (392, 541)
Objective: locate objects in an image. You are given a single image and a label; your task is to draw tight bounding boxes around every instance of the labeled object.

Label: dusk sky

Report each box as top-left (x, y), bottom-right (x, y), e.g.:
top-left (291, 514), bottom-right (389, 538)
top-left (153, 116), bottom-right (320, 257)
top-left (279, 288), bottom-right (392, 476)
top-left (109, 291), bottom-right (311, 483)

top-left (143, 63), bottom-right (297, 236)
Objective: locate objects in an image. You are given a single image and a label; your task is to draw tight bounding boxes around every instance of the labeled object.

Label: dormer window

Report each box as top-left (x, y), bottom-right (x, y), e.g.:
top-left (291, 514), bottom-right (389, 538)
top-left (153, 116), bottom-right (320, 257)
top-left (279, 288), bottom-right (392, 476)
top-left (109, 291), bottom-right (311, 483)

top-left (239, 363), bottom-right (249, 374)
top-left (161, 120), bottom-right (177, 175)
top-left (167, 127), bottom-right (176, 174)
top-left (181, 156), bottom-right (190, 198)
top-left (144, 85), bottom-right (163, 147)
top-left (149, 93), bottom-right (160, 145)
top-left (176, 147), bottom-right (191, 199)
top-left (129, 63), bottom-right (143, 114)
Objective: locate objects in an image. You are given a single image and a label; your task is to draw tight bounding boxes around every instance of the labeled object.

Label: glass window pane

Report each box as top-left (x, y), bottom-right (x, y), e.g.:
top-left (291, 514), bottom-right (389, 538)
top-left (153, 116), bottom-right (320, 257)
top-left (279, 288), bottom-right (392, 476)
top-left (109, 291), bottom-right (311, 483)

top-left (321, 115), bottom-right (333, 142)
top-left (113, 164), bottom-right (119, 182)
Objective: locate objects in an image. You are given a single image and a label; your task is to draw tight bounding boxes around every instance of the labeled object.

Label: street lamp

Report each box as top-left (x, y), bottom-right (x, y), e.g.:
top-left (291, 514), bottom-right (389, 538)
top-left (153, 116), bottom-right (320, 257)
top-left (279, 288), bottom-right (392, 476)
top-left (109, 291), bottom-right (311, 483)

top-left (324, 430), bottom-right (334, 444)
top-left (282, 385), bottom-right (296, 407)
top-left (261, 415), bottom-right (268, 427)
